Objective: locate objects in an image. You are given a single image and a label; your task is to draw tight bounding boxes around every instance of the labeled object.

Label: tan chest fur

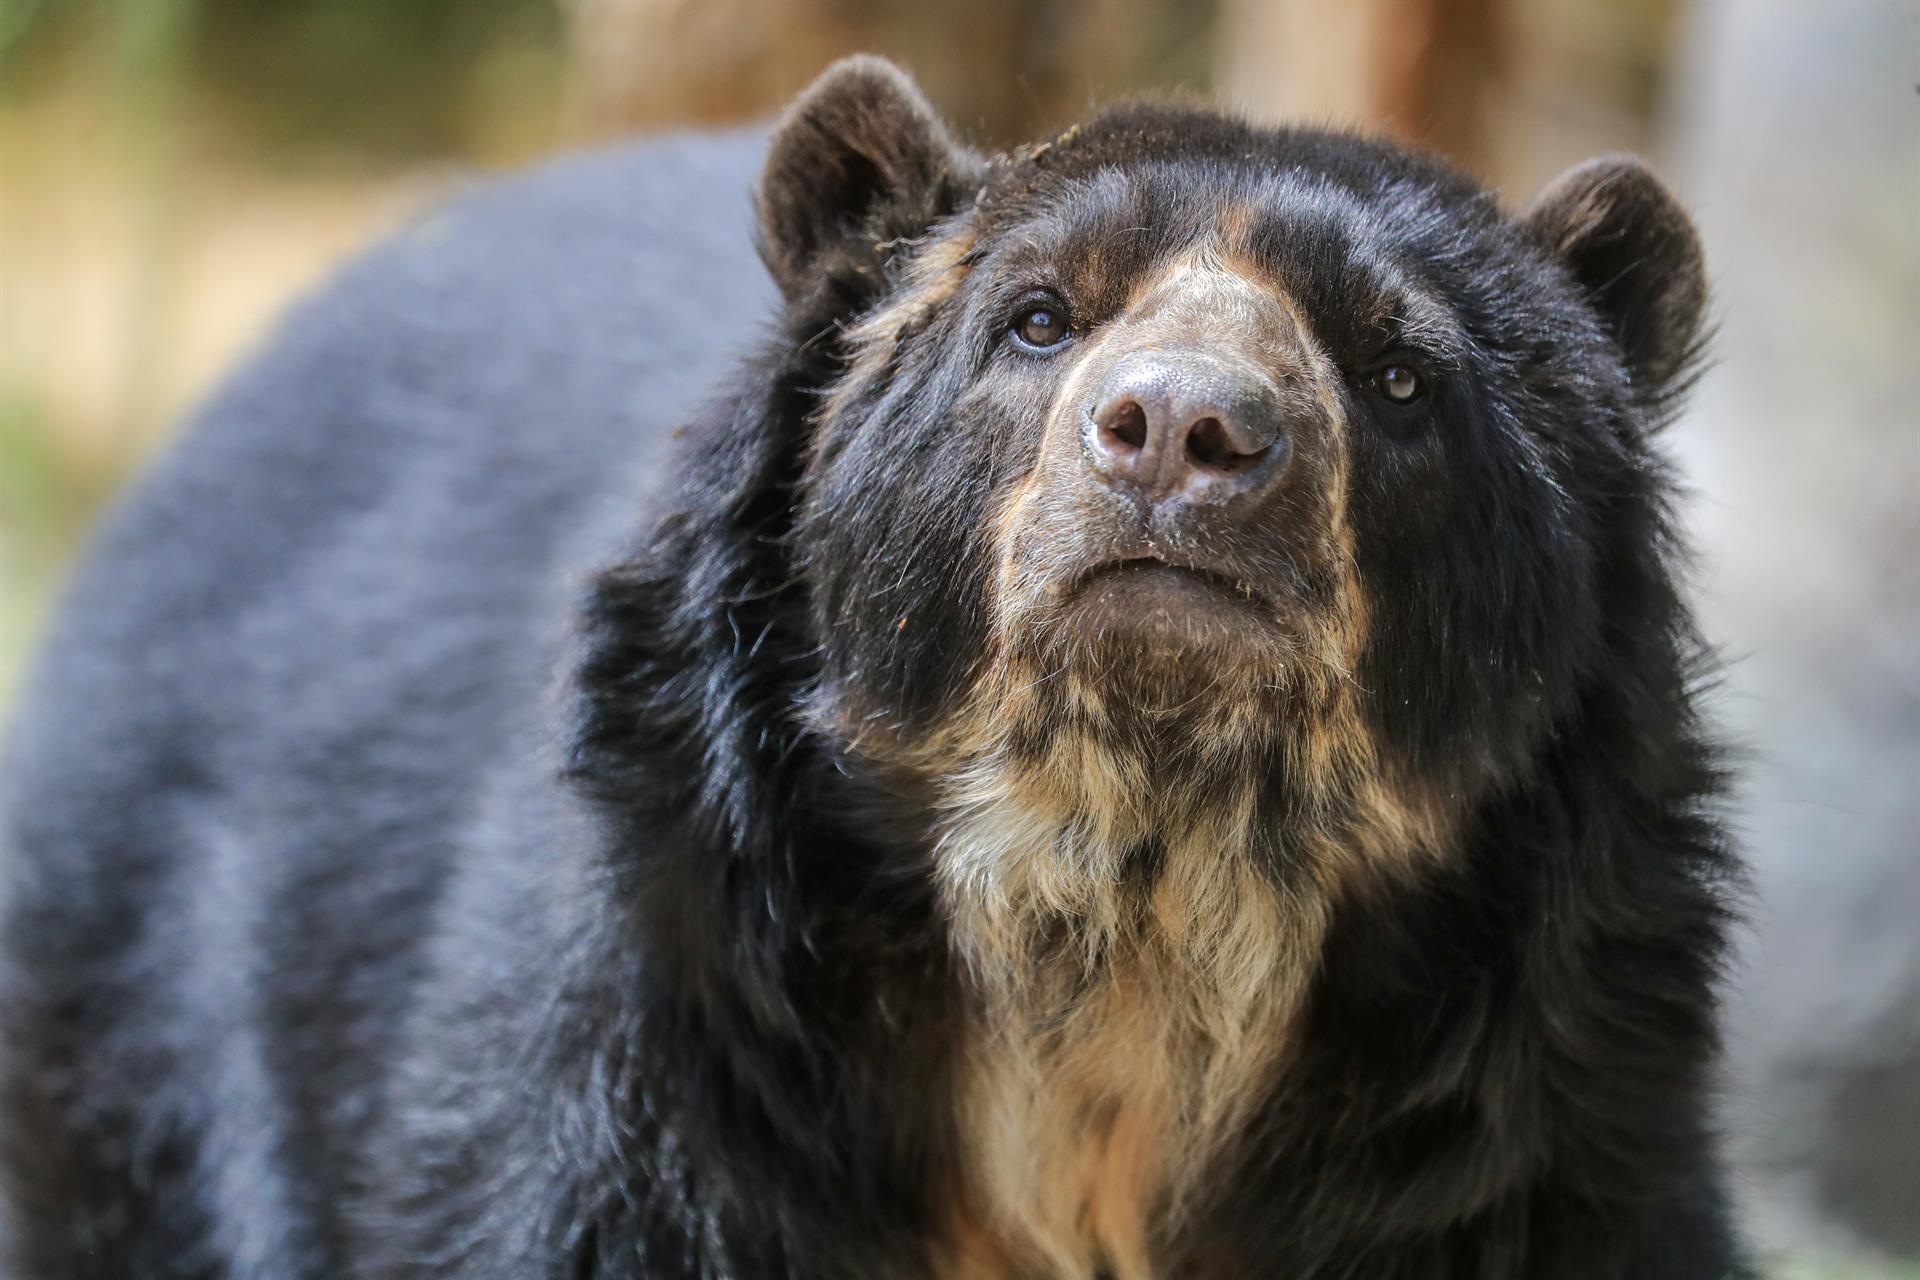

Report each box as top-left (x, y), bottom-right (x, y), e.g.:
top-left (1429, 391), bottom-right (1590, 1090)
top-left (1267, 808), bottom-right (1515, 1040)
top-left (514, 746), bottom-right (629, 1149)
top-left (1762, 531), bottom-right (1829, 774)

top-left (928, 765), bottom-right (1329, 1280)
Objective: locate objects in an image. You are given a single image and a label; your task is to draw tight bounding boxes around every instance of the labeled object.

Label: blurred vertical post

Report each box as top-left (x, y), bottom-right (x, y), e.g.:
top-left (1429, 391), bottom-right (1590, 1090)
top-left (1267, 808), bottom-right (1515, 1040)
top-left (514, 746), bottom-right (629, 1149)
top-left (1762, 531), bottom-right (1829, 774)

top-left (1214, 0), bottom-right (1675, 196)
top-left (111, 0), bottom-right (196, 448)
top-left (1213, 0), bottom-right (1503, 169)
top-left (562, 0), bottom-right (1211, 149)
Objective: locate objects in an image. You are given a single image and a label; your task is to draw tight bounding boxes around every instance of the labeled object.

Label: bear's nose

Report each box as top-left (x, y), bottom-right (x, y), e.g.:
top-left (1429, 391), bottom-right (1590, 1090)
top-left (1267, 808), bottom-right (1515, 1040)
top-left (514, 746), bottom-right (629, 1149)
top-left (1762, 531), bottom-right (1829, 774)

top-left (1085, 351), bottom-right (1289, 506)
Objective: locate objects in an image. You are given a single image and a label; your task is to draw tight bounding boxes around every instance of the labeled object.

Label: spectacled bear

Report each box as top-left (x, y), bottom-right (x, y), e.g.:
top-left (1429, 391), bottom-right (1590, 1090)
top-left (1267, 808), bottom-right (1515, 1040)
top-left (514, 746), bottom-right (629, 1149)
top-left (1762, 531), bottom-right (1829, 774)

top-left (0, 56), bottom-right (1749, 1280)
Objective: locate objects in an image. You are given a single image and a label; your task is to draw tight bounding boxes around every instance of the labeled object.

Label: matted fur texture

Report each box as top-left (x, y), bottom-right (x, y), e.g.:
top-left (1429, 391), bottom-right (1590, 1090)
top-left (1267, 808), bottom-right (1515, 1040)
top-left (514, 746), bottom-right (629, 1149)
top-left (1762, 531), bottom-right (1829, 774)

top-left (1, 56), bottom-right (1749, 1280)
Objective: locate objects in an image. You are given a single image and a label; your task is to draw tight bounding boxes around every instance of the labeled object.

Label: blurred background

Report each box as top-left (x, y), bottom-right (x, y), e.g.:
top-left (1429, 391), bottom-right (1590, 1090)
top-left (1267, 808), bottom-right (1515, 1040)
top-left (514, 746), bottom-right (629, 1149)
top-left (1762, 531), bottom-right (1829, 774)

top-left (0, 0), bottom-right (1913, 1275)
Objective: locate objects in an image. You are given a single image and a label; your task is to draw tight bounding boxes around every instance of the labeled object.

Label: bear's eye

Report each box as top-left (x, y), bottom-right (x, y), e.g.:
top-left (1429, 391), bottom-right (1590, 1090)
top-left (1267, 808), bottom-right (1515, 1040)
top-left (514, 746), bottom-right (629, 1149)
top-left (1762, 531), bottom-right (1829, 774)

top-left (1372, 363), bottom-right (1425, 404)
top-left (1010, 298), bottom-right (1073, 353)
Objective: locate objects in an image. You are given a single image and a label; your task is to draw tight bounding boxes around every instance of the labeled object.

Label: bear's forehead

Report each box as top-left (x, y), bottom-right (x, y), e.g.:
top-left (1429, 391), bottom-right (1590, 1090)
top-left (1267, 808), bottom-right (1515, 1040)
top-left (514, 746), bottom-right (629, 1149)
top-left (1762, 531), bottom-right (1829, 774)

top-left (987, 162), bottom-right (1387, 266)
top-left (983, 103), bottom-right (1482, 219)
top-left (960, 109), bottom-right (1508, 334)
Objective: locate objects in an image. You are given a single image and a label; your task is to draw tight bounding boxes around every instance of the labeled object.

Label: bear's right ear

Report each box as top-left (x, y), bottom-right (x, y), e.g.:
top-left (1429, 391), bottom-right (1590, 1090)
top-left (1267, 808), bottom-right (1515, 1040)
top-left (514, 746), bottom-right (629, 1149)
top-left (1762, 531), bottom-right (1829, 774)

top-left (757, 57), bottom-right (974, 303)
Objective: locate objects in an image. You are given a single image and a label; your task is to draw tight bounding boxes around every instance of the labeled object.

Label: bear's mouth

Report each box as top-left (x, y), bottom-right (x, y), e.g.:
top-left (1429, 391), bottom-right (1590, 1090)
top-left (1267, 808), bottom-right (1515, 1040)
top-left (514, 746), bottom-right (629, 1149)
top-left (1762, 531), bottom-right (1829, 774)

top-left (1057, 557), bottom-right (1282, 648)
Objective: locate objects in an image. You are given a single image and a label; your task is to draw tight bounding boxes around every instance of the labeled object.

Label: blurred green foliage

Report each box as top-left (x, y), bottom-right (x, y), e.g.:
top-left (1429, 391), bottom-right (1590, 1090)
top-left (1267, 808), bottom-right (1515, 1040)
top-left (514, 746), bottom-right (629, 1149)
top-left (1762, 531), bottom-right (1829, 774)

top-left (0, 0), bottom-right (570, 694)
top-left (0, 396), bottom-right (126, 704)
top-left (1, 0), bottom-right (566, 167)
top-left (189, 0), bottom-right (564, 164)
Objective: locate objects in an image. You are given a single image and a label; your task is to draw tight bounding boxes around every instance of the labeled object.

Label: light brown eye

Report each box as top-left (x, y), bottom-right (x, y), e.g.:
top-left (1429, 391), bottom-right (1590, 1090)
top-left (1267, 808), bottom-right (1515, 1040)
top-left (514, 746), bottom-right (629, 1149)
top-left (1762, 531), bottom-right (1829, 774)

top-left (1012, 302), bottom-right (1071, 352)
top-left (1376, 364), bottom-right (1424, 403)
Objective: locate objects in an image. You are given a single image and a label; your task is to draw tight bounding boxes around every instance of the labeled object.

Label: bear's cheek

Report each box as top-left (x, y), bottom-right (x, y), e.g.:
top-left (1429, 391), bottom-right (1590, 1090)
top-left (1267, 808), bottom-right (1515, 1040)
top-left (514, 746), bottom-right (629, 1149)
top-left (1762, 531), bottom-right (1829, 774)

top-left (798, 376), bottom-right (1049, 726)
top-left (1346, 445), bottom-right (1601, 776)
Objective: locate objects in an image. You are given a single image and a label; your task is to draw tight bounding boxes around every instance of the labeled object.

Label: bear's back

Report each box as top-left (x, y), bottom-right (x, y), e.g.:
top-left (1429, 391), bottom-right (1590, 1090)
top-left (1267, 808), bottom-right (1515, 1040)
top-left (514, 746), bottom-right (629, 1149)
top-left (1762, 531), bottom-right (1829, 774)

top-left (0, 130), bottom-right (772, 1267)
top-left (5, 127), bottom-right (772, 874)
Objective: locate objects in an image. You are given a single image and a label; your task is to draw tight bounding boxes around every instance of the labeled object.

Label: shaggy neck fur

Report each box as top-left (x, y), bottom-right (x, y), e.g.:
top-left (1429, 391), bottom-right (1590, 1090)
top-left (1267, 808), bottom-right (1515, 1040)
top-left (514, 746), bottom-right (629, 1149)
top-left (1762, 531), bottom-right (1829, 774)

top-left (934, 739), bottom-right (1308, 1280)
top-left (895, 654), bottom-right (1451, 1279)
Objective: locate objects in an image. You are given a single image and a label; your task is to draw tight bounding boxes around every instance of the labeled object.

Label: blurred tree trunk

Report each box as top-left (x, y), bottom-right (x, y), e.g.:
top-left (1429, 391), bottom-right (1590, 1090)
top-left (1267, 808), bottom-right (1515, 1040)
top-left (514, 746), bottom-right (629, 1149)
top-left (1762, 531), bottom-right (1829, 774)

top-left (1216, 0), bottom-right (1676, 193)
top-left (563, 0), bottom-right (1216, 148)
top-left (1214, 0), bottom-right (1504, 169)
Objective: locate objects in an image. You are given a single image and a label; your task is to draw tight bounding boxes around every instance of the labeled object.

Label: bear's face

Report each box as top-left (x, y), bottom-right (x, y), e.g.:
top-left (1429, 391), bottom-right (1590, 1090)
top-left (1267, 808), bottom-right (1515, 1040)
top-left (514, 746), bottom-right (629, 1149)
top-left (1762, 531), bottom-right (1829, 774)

top-left (760, 59), bottom-right (1704, 834)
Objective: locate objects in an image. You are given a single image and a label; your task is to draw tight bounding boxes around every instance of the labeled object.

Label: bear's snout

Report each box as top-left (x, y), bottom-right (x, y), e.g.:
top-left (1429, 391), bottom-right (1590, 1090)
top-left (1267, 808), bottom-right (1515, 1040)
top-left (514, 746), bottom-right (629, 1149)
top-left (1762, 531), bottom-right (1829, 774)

top-left (1084, 348), bottom-right (1290, 509)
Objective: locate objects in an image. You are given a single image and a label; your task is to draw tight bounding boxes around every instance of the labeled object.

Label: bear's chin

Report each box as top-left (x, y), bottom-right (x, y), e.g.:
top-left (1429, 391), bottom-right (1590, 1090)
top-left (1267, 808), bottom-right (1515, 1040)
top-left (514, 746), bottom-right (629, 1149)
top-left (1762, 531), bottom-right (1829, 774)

top-left (995, 605), bottom-right (1307, 736)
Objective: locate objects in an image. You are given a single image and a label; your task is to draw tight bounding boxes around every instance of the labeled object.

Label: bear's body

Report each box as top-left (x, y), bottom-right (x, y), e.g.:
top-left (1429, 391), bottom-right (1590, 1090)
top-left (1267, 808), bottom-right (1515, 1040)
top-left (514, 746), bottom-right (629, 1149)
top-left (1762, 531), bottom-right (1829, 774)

top-left (2, 63), bottom-right (1748, 1279)
top-left (0, 131), bottom-right (775, 1278)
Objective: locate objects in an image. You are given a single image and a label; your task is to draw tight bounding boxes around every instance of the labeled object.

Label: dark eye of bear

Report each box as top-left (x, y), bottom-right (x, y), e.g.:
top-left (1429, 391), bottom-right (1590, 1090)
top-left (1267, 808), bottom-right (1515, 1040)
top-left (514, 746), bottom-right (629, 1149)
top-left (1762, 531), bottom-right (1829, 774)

top-left (1010, 300), bottom-right (1072, 353)
top-left (1374, 363), bottom-right (1425, 404)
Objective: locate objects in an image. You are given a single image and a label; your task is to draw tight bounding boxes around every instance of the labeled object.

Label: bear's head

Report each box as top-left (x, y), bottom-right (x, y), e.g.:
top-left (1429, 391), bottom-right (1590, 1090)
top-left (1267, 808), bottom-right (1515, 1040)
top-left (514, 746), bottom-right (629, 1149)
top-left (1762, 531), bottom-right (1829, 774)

top-left (588, 57), bottom-right (1709, 1007)
top-left (749, 56), bottom-right (1705, 868)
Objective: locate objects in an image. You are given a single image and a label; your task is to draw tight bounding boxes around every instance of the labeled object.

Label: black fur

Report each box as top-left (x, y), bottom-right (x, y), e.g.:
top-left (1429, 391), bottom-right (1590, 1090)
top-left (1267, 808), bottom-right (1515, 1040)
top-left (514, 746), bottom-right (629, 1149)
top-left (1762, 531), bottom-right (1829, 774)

top-left (1, 59), bottom-right (1747, 1278)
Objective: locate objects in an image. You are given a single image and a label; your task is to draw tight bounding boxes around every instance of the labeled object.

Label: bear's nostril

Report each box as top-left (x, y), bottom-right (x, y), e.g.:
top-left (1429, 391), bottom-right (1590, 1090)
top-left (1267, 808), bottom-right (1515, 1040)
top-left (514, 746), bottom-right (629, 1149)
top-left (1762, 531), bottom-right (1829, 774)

top-left (1186, 416), bottom-right (1262, 471)
top-left (1102, 400), bottom-right (1149, 452)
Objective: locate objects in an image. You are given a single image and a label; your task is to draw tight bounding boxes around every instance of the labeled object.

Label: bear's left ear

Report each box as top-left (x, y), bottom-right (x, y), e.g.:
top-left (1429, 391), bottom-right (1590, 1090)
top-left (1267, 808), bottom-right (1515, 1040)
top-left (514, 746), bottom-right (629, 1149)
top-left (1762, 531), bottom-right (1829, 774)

top-left (1523, 156), bottom-right (1707, 393)
top-left (757, 56), bottom-right (975, 303)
